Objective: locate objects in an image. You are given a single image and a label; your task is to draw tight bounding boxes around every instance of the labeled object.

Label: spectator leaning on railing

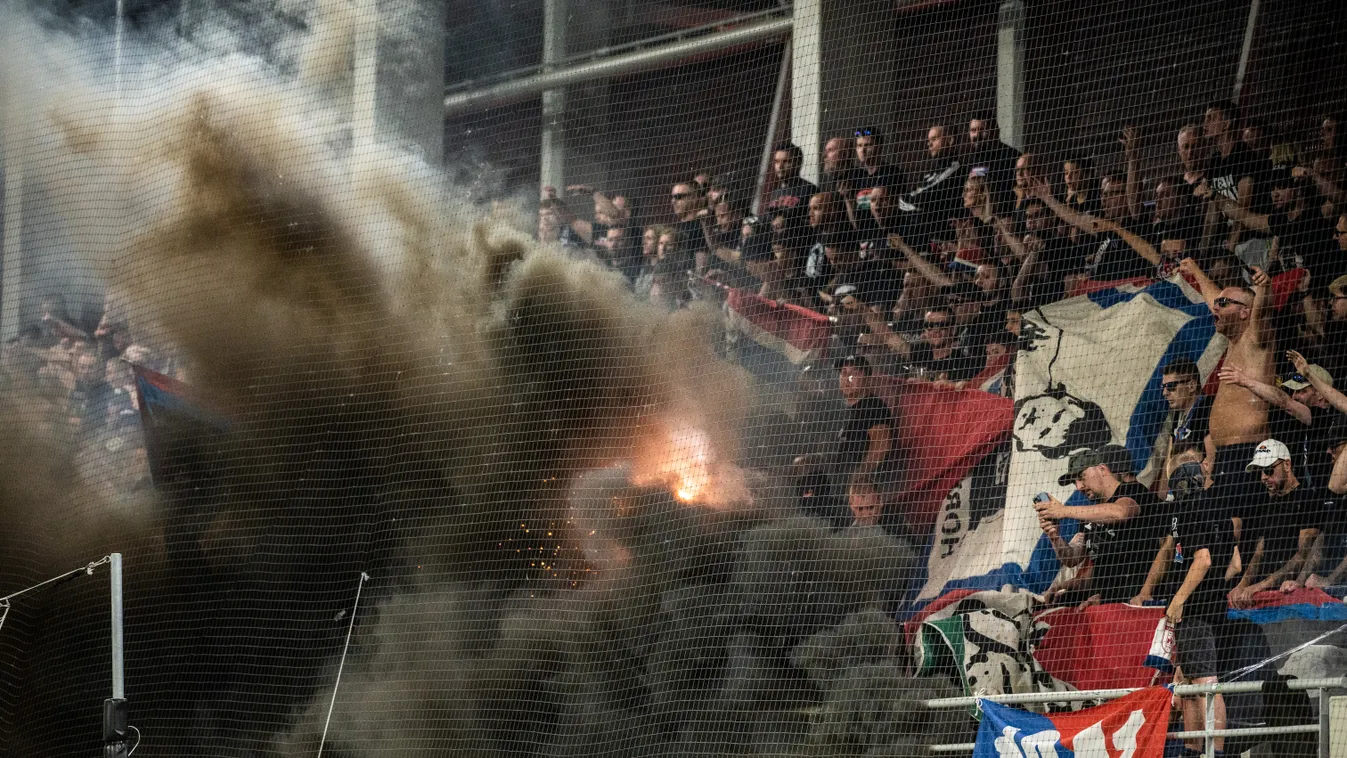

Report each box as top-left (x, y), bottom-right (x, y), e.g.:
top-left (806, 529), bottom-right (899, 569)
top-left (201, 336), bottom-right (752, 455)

top-left (1227, 439), bottom-right (1335, 606)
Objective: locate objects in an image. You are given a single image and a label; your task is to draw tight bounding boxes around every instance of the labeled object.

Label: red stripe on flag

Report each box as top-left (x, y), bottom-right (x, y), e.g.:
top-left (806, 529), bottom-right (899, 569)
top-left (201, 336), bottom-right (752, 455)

top-left (724, 287), bottom-right (831, 360)
top-left (870, 377), bottom-right (1014, 528)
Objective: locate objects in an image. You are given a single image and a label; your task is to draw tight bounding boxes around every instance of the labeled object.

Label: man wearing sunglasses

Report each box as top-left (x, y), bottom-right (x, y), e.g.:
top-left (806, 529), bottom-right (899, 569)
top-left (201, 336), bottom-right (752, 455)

top-left (1178, 257), bottom-right (1275, 531)
top-left (1159, 359), bottom-right (1214, 487)
top-left (668, 181), bottom-right (709, 276)
top-left (1227, 439), bottom-right (1334, 609)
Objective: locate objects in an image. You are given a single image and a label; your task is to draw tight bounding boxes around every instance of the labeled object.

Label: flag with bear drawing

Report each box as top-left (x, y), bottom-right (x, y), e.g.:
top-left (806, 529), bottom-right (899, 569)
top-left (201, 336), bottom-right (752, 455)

top-left (915, 276), bottom-right (1224, 604)
top-left (974, 686), bottom-right (1171, 758)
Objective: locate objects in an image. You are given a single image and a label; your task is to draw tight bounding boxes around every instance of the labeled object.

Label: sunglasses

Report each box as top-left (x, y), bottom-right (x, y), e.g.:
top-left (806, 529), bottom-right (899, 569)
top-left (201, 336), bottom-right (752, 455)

top-left (671, 192), bottom-right (692, 201)
top-left (1251, 463), bottom-right (1281, 476)
top-left (923, 321), bottom-right (952, 329)
top-left (1288, 373), bottom-right (1309, 384)
top-left (854, 128), bottom-right (876, 137)
top-left (1161, 379), bottom-right (1194, 392)
top-left (1214, 296), bottom-right (1250, 308)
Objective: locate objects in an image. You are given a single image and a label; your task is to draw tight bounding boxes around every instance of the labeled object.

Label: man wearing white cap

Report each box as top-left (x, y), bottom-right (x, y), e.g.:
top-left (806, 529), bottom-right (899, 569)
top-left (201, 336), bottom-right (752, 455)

top-left (1227, 439), bottom-right (1333, 608)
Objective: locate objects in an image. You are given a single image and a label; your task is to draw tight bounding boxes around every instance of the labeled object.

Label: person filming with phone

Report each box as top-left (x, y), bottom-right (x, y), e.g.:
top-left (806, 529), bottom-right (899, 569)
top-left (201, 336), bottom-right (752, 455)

top-left (1034, 448), bottom-right (1159, 609)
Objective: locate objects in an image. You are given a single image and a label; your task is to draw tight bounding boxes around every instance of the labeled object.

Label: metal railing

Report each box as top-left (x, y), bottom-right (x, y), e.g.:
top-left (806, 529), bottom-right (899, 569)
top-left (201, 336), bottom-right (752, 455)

top-left (925, 677), bottom-right (1347, 758)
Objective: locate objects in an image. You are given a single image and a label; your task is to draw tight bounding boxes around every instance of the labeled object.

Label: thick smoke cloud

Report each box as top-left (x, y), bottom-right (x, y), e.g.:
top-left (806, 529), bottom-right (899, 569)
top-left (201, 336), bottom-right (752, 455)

top-left (0, 4), bottom-right (967, 756)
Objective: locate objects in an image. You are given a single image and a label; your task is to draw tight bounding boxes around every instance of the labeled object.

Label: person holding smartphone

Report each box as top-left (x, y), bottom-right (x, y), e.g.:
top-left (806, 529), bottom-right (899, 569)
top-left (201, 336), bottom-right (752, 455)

top-left (1034, 448), bottom-right (1153, 608)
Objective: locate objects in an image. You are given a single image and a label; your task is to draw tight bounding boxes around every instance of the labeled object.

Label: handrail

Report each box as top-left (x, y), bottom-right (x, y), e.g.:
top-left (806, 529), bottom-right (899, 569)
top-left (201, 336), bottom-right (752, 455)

top-left (924, 677), bottom-right (1347, 709)
top-left (923, 677), bottom-right (1347, 755)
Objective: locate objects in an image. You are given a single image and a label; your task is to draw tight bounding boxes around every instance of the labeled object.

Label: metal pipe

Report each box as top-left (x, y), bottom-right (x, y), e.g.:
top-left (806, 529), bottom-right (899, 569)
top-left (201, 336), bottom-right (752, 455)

top-left (443, 16), bottom-right (793, 116)
top-left (925, 687), bottom-right (1137, 708)
top-left (113, 0), bottom-right (125, 99)
top-left (110, 552), bottom-right (124, 700)
top-left (1231, 0), bottom-right (1260, 103)
top-left (1172, 724), bottom-right (1320, 740)
top-left (350, 0), bottom-right (379, 162)
top-left (925, 678), bottom-right (1344, 710)
top-left (539, 0), bottom-right (567, 191)
top-left (1203, 691), bottom-right (1215, 758)
top-left (752, 38), bottom-right (791, 216)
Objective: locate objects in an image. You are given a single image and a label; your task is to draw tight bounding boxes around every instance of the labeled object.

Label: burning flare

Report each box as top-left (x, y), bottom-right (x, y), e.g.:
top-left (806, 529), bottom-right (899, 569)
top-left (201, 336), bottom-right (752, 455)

top-left (633, 424), bottom-right (715, 504)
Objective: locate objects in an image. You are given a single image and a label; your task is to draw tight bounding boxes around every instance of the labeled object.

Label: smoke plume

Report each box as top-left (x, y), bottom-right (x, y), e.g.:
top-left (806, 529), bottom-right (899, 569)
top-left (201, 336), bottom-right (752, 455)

top-left (0, 4), bottom-right (963, 756)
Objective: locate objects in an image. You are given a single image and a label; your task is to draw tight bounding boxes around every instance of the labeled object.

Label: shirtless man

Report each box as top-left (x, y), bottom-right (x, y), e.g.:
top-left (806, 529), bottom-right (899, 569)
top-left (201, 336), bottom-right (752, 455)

top-left (1179, 258), bottom-right (1274, 531)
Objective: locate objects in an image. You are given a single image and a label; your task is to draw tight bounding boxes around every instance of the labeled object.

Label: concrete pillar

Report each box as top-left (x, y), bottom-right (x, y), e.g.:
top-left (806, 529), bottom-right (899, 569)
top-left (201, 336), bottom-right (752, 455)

top-left (352, 0), bottom-right (446, 165)
top-left (1, 120), bottom-right (23, 341)
top-left (792, 0), bottom-right (902, 183)
top-left (540, 0), bottom-right (567, 191)
top-left (791, 0), bottom-right (823, 184)
top-left (996, 0), bottom-right (1026, 151)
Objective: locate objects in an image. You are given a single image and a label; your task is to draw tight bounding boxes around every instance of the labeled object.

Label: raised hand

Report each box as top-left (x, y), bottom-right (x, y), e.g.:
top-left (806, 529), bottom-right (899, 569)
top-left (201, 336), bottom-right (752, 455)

top-left (1287, 350), bottom-right (1311, 375)
top-left (1250, 265), bottom-right (1270, 289)
top-left (1120, 125), bottom-right (1140, 157)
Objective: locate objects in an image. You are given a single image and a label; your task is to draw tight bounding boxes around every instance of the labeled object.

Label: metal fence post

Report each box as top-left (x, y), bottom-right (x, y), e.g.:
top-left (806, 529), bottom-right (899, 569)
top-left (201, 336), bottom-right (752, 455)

top-left (1322, 686), bottom-right (1346, 758)
top-left (1204, 691), bottom-right (1215, 758)
top-left (104, 553), bottom-right (128, 758)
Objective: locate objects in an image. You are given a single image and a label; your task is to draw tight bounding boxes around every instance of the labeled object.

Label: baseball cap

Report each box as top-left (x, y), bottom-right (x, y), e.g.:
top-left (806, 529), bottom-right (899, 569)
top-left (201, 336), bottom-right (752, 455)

top-left (1329, 275), bottom-right (1347, 299)
top-left (1282, 365), bottom-right (1333, 391)
top-left (1097, 443), bottom-right (1135, 477)
top-left (1245, 439), bottom-right (1292, 472)
top-left (1059, 448), bottom-right (1107, 486)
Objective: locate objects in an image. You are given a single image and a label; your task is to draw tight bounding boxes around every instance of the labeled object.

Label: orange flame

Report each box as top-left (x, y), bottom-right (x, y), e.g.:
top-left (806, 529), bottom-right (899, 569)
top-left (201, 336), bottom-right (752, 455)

top-left (635, 425), bottom-right (713, 504)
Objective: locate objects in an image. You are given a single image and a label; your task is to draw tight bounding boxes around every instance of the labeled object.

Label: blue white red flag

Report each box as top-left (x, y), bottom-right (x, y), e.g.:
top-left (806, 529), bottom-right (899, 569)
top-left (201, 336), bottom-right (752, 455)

top-left (917, 276), bottom-right (1223, 604)
top-left (974, 686), bottom-right (1171, 758)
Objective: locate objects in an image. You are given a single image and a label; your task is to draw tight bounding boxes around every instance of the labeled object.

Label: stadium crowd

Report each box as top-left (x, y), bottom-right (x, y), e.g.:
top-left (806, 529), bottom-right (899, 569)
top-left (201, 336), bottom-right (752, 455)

top-left (540, 104), bottom-right (1347, 753)
top-left (3, 102), bottom-right (1345, 753)
top-left (1, 292), bottom-right (159, 496)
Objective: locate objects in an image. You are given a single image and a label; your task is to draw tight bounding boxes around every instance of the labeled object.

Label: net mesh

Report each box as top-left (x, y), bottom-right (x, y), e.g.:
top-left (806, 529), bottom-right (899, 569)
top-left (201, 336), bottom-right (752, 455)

top-left (2, 0), bottom-right (1347, 756)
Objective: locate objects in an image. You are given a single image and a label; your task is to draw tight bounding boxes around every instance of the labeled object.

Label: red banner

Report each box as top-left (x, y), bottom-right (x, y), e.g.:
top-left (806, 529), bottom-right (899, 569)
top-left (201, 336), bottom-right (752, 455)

top-left (869, 377), bottom-right (1014, 528)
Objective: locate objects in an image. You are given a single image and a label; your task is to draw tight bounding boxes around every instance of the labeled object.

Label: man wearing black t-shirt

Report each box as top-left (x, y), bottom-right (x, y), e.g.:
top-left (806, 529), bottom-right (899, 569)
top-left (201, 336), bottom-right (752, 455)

top-left (1229, 440), bottom-right (1333, 607)
top-left (834, 355), bottom-right (899, 495)
top-left (1202, 100), bottom-right (1260, 262)
top-left (766, 142), bottom-right (819, 221)
top-left (1203, 169), bottom-right (1341, 287)
top-left (667, 181), bottom-right (708, 276)
top-left (1161, 358), bottom-right (1214, 472)
top-left (819, 136), bottom-right (853, 196)
top-left (1146, 176), bottom-right (1204, 271)
top-left (903, 124), bottom-right (964, 248)
top-left (1009, 198), bottom-right (1083, 309)
top-left (1303, 420), bottom-right (1347, 588)
top-left (1029, 176), bottom-right (1152, 282)
top-left (907, 306), bottom-right (979, 382)
top-left (840, 128), bottom-right (907, 227)
top-left (1162, 474), bottom-right (1238, 753)
top-left (965, 114), bottom-right (1020, 218)
top-left (1035, 449), bottom-right (1155, 607)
